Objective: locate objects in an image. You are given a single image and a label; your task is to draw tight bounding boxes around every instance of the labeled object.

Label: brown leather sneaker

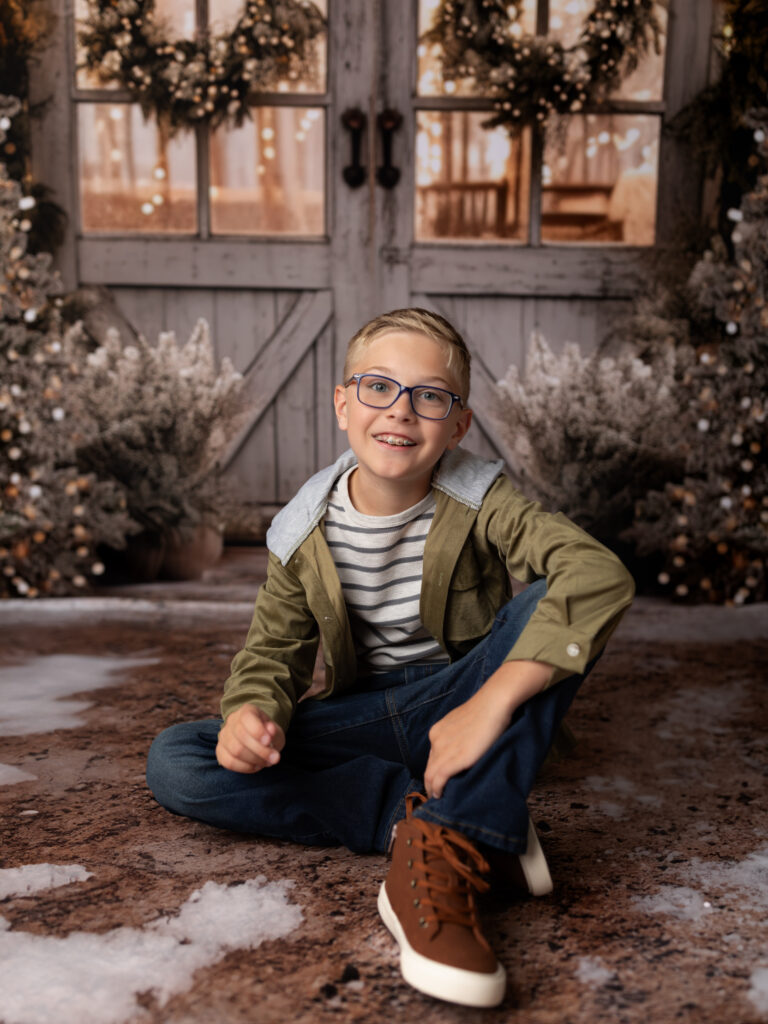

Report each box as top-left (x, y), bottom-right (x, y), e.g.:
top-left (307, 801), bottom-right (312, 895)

top-left (377, 793), bottom-right (506, 1007)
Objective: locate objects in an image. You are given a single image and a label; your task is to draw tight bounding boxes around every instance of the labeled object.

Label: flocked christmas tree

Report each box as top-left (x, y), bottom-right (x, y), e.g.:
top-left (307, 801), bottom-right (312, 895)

top-left (628, 112), bottom-right (768, 604)
top-left (0, 97), bottom-right (134, 598)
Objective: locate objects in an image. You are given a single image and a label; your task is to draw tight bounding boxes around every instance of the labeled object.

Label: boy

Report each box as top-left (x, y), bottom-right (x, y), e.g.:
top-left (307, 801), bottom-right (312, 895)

top-left (147, 308), bottom-right (634, 1009)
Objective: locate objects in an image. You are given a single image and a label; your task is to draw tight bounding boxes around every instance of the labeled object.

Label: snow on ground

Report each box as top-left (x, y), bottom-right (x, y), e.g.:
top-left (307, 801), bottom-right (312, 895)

top-left (749, 967), bottom-right (768, 1017)
top-left (0, 597), bottom-right (254, 625)
top-left (575, 956), bottom-right (616, 987)
top-left (634, 884), bottom-right (715, 922)
top-left (582, 774), bottom-right (665, 819)
top-left (635, 845), bottom-right (768, 921)
top-left (0, 763), bottom-right (36, 786)
top-left (682, 846), bottom-right (768, 910)
top-left (0, 874), bottom-right (303, 1024)
top-left (634, 846), bottom-right (768, 1019)
top-left (0, 864), bottom-right (93, 900)
top-left (0, 654), bottom-right (158, 737)
top-left (654, 682), bottom-right (747, 742)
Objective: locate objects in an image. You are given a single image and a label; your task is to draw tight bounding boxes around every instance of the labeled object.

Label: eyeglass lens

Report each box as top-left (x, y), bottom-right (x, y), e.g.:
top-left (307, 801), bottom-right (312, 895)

top-left (357, 375), bottom-right (453, 419)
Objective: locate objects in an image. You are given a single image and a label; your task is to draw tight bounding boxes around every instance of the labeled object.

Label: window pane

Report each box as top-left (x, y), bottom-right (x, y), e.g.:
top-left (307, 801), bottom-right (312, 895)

top-left (209, 0), bottom-right (327, 93)
top-left (548, 0), bottom-right (666, 102)
top-left (415, 112), bottom-right (530, 242)
top-left (541, 114), bottom-right (659, 245)
top-left (75, 0), bottom-right (196, 89)
top-left (76, 1), bottom-right (325, 93)
top-left (417, 0), bottom-right (537, 97)
top-left (78, 104), bottom-right (197, 233)
top-left (210, 107), bottom-right (324, 235)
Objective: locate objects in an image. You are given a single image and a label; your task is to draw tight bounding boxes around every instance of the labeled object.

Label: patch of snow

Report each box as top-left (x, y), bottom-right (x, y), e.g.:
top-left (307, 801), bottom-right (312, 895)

top-left (748, 967), bottom-right (768, 1018)
top-left (0, 654), bottom-right (158, 737)
top-left (634, 885), bottom-right (715, 921)
top-left (584, 775), bottom-right (636, 795)
top-left (0, 864), bottom-right (93, 900)
top-left (576, 956), bottom-right (616, 987)
top-left (594, 800), bottom-right (626, 820)
top-left (0, 876), bottom-right (302, 1024)
top-left (0, 597), bottom-right (254, 627)
top-left (615, 600), bottom-right (768, 643)
top-left (582, 775), bottom-right (663, 819)
top-left (655, 682), bottom-right (746, 742)
top-left (682, 846), bottom-right (768, 909)
top-left (0, 763), bottom-right (36, 786)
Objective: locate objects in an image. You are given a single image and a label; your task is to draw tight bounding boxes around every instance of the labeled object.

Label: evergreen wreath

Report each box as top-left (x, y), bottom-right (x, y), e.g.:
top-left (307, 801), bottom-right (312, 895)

top-left (423, 0), bottom-right (664, 132)
top-left (78, 0), bottom-right (325, 133)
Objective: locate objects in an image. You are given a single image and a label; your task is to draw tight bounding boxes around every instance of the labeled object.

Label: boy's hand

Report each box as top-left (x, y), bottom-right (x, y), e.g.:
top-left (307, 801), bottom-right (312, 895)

top-left (216, 704), bottom-right (286, 774)
top-left (424, 660), bottom-right (552, 800)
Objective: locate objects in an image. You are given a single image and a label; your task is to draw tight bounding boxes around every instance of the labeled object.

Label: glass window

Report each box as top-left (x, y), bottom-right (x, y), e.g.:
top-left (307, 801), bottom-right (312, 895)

top-left (542, 114), bottom-right (660, 244)
top-left (210, 107), bottom-right (325, 235)
top-left (415, 0), bottom-right (666, 245)
top-left (75, 0), bottom-right (327, 236)
top-left (415, 112), bottom-right (530, 241)
top-left (209, 0), bottom-right (327, 93)
top-left (78, 104), bottom-right (197, 233)
top-left (417, 0), bottom-right (537, 97)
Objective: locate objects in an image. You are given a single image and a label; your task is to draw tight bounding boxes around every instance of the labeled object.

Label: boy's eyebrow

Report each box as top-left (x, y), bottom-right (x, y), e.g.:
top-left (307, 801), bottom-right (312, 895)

top-left (359, 366), bottom-right (456, 388)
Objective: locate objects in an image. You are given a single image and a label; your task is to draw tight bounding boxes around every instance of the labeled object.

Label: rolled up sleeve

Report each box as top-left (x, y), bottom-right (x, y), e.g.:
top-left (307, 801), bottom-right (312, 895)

top-left (483, 479), bottom-right (635, 684)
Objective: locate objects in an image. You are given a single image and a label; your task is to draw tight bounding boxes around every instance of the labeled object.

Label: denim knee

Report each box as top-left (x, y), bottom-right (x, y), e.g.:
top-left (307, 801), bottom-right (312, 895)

top-left (145, 721), bottom-right (215, 811)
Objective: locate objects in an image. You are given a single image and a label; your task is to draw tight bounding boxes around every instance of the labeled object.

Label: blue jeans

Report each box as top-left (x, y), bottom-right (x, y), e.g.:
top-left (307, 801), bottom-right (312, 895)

top-left (146, 580), bottom-right (590, 855)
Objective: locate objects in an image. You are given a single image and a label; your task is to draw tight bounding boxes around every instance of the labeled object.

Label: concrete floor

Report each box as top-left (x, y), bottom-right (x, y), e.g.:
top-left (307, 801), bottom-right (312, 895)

top-left (1, 547), bottom-right (767, 1024)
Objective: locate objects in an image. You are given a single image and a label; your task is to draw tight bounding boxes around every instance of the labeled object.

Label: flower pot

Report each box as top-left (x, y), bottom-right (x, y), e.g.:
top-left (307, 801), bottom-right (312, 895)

top-left (99, 531), bottom-right (167, 583)
top-left (160, 524), bottom-right (224, 581)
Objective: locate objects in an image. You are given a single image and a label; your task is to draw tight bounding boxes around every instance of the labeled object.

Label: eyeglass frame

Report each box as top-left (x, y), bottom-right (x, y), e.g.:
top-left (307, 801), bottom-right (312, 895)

top-left (343, 372), bottom-right (465, 421)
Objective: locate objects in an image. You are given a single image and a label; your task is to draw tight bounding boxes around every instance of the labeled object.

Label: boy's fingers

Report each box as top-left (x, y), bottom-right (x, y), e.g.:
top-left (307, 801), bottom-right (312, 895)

top-left (239, 708), bottom-right (285, 751)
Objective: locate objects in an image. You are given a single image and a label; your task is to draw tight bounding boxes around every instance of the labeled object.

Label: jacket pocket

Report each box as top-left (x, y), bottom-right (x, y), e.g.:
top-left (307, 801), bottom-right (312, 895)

top-left (444, 548), bottom-right (493, 643)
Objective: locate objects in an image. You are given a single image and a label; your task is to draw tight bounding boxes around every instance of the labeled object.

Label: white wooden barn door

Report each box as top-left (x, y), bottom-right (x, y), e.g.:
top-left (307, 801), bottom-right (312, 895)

top-left (33, 0), bottom-right (708, 501)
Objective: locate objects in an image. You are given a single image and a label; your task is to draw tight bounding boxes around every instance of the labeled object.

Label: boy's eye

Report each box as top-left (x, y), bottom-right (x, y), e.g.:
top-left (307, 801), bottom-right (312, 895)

top-left (417, 389), bottom-right (442, 403)
top-left (364, 377), bottom-right (393, 394)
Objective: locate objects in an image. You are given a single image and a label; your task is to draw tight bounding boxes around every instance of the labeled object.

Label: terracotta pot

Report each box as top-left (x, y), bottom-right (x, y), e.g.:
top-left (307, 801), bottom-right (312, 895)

top-left (100, 531), bottom-right (167, 583)
top-left (160, 524), bottom-right (224, 580)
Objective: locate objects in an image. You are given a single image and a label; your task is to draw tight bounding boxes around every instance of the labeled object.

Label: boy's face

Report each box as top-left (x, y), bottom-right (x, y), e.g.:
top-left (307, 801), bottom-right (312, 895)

top-left (334, 331), bottom-right (472, 508)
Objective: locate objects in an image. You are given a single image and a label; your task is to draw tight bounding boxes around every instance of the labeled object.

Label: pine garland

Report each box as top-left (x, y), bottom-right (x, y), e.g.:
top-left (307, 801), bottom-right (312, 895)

top-left (78, 0), bottom-right (325, 133)
top-left (423, 0), bottom-right (663, 132)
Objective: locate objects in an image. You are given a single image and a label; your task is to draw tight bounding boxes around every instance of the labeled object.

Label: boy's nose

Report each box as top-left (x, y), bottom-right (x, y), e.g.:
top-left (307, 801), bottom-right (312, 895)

top-left (387, 392), bottom-right (415, 417)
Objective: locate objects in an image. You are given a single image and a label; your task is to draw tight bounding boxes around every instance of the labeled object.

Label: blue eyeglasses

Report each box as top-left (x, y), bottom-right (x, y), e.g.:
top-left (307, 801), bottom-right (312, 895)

top-left (344, 373), bottom-right (464, 420)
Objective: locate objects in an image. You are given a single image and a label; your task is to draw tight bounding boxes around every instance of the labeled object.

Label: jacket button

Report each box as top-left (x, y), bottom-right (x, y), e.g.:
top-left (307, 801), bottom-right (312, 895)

top-left (566, 642), bottom-right (581, 658)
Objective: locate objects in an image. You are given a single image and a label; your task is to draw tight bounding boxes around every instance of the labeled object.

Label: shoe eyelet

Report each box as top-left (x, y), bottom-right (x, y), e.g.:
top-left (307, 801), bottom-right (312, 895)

top-left (410, 879), bottom-right (417, 888)
top-left (413, 898), bottom-right (420, 907)
top-left (406, 838), bottom-right (412, 846)
top-left (419, 917), bottom-right (427, 928)
top-left (407, 858), bottom-right (413, 868)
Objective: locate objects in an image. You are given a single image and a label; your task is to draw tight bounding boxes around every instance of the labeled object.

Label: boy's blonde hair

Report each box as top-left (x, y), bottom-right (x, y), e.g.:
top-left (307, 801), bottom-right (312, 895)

top-left (343, 308), bottom-right (471, 399)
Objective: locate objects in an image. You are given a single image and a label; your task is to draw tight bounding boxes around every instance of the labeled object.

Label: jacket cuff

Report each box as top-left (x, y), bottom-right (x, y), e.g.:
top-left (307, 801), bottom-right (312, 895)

top-left (220, 691), bottom-right (294, 735)
top-left (503, 624), bottom-right (595, 685)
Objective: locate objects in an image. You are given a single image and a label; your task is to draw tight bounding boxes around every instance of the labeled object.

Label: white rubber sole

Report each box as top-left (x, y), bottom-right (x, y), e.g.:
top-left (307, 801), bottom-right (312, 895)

top-left (377, 881), bottom-right (506, 1008)
top-left (519, 818), bottom-right (554, 896)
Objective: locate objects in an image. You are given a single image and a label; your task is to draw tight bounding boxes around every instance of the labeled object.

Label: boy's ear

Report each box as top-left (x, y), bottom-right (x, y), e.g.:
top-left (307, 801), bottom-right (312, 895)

top-left (444, 406), bottom-right (472, 451)
top-left (334, 384), bottom-right (349, 431)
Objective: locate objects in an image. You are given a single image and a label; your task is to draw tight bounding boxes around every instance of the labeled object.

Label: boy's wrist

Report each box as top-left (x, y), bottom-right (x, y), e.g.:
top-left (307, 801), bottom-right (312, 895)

top-left (482, 659), bottom-right (553, 716)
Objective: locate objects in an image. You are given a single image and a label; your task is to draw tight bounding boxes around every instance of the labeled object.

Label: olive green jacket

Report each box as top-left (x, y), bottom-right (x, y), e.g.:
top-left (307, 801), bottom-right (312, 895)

top-left (221, 448), bottom-right (635, 733)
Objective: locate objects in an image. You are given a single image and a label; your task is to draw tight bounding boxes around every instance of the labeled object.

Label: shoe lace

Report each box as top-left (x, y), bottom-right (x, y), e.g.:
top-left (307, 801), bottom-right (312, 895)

top-left (404, 793), bottom-right (492, 949)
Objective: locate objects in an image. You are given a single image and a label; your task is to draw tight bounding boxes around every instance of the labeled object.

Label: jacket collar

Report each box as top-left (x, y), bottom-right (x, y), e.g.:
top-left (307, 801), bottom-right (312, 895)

top-left (267, 447), bottom-right (504, 565)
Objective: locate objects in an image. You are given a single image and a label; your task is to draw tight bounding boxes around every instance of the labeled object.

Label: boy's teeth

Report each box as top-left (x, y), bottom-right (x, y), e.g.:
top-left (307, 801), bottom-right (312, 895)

top-left (377, 435), bottom-right (415, 446)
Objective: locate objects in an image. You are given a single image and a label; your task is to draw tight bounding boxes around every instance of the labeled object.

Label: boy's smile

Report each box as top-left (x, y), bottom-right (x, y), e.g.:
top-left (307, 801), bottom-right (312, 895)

top-left (334, 331), bottom-right (472, 515)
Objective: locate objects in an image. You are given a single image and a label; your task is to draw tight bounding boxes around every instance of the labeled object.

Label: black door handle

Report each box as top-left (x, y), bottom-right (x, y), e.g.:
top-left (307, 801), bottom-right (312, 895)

top-left (341, 108), bottom-right (367, 188)
top-left (376, 108), bottom-right (402, 189)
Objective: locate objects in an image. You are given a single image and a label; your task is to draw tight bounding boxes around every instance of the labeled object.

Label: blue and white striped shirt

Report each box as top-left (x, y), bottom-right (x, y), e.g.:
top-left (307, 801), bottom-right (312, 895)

top-left (324, 468), bottom-right (449, 673)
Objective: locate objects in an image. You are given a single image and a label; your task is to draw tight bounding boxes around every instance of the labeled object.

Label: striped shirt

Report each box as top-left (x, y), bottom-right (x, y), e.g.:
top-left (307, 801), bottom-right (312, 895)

top-left (324, 468), bottom-right (449, 673)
